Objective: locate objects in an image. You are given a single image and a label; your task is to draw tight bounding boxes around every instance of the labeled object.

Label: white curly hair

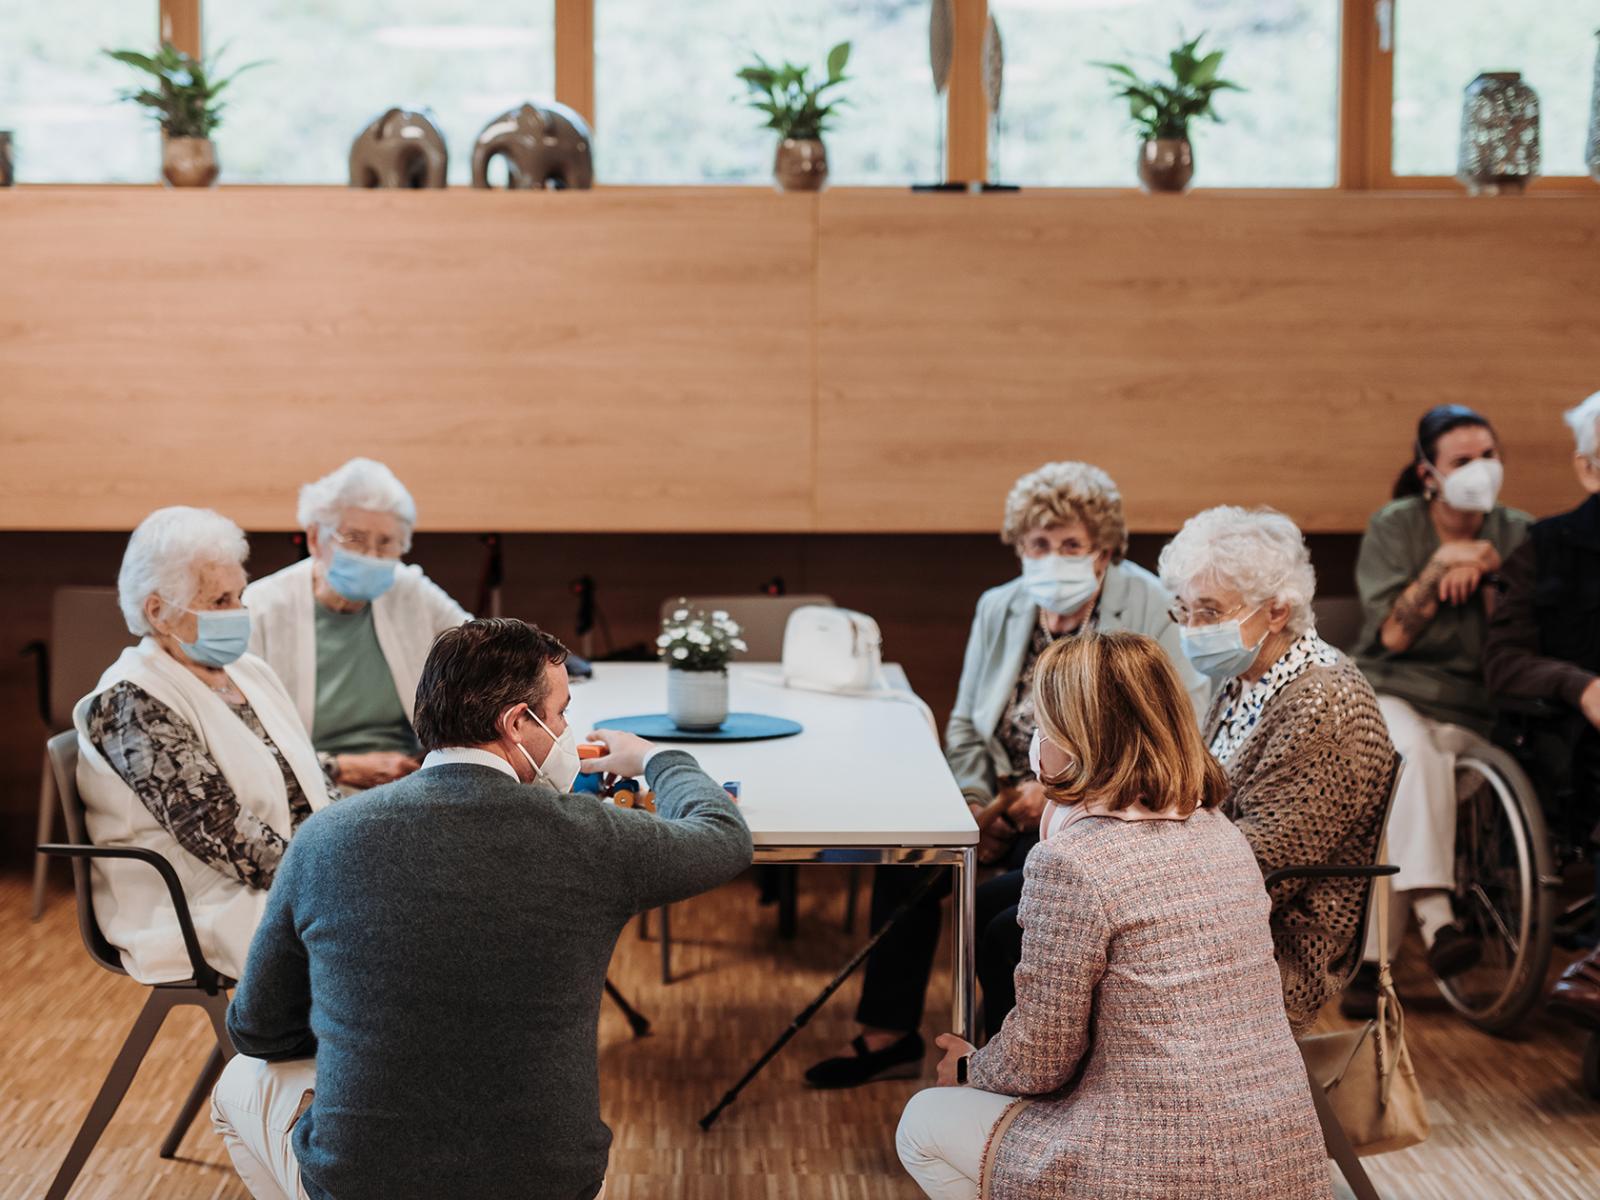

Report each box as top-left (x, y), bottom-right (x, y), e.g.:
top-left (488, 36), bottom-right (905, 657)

top-left (1564, 391), bottom-right (1600, 461)
top-left (1157, 506), bottom-right (1317, 636)
top-left (117, 507), bottom-right (249, 636)
top-left (297, 458), bottom-right (416, 547)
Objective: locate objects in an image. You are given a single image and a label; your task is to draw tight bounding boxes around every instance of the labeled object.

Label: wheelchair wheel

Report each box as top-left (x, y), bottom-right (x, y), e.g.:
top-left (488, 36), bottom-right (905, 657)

top-left (1585, 1034), bottom-right (1600, 1100)
top-left (1436, 743), bottom-right (1557, 1035)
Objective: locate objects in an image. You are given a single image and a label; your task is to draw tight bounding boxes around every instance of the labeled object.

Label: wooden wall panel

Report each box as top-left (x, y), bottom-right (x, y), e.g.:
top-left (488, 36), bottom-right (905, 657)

top-left (0, 188), bottom-right (816, 532)
top-left (815, 190), bottom-right (1600, 533)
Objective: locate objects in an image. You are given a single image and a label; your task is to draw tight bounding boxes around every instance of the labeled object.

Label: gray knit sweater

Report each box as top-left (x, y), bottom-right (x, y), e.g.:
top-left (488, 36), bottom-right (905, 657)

top-left (225, 750), bottom-right (753, 1200)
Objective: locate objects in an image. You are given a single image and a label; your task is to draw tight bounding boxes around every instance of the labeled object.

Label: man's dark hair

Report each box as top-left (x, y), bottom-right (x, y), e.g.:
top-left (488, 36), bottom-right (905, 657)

top-left (413, 618), bottom-right (570, 751)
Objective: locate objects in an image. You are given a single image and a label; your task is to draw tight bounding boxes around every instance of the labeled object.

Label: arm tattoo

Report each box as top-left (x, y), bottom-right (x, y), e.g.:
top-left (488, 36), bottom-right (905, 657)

top-left (1387, 560), bottom-right (1447, 643)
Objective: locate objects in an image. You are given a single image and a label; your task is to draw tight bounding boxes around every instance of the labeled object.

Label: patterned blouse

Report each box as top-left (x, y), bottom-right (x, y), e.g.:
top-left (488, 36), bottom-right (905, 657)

top-left (996, 610), bottom-right (1099, 779)
top-left (1207, 629), bottom-right (1343, 765)
top-left (86, 681), bottom-right (338, 890)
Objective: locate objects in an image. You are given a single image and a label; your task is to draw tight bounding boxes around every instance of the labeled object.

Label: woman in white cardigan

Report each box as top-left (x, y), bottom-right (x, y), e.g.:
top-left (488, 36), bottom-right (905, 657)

top-left (244, 458), bottom-right (470, 791)
top-left (77, 507), bottom-right (338, 984)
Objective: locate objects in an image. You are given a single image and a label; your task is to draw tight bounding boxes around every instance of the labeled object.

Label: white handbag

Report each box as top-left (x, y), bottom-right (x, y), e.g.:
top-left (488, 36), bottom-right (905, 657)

top-left (781, 605), bottom-right (884, 693)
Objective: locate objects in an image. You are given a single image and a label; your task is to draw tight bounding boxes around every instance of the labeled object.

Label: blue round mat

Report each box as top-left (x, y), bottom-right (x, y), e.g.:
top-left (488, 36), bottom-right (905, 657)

top-left (593, 712), bottom-right (803, 742)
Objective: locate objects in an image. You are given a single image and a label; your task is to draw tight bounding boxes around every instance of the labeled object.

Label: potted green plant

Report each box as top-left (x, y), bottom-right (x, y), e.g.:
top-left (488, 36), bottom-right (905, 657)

top-left (106, 41), bottom-right (261, 187)
top-left (658, 602), bottom-right (747, 730)
top-left (1095, 34), bottom-right (1242, 193)
top-left (738, 41), bottom-right (850, 192)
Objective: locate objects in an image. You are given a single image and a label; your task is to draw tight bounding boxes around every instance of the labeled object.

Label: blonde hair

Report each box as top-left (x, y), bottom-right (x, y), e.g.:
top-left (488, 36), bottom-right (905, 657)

top-left (1001, 461), bottom-right (1128, 562)
top-left (1033, 631), bottom-right (1228, 816)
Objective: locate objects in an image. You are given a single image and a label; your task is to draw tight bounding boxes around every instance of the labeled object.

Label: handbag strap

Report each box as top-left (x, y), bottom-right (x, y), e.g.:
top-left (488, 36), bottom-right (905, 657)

top-left (1373, 836), bottom-right (1397, 1107)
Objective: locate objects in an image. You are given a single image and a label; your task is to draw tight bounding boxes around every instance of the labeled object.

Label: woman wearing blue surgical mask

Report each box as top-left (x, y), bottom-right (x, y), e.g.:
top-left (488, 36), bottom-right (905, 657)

top-left (806, 461), bottom-right (1208, 1088)
top-left (1155, 506), bottom-right (1394, 1036)
top-left (1344, 406), bottom-right (1532, 1015)
top-left (75, 507), bottom-right (340, 985)
top-left (244, 458), bottom-right (471, 791)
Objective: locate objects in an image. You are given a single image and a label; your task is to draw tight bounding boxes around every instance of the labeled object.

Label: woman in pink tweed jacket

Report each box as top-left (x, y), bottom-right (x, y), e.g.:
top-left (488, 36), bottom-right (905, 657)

top-left (897, 631), bottom-right (1330, 1200)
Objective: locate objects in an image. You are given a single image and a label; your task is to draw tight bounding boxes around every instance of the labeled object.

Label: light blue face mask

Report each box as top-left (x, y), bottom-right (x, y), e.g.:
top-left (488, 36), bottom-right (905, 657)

top-left (1020, 553), bottom-right (1100, 615)
top-left (174, 606), bottom-right (252, 668)
top-left (326, 546), bottom-right (398, 603)
top-left (1179, 607), bottom-right (1265, 682)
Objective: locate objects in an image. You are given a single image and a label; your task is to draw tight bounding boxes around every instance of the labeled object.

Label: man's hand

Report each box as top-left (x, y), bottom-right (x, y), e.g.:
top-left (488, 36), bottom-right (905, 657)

top-left (335, 751), bottom-right (421, 789)
top-left (934, 1033), bottom-right (976, 1087)
top-left (579, 729), bottom-right (657, 780)
top-left (1581, 678), bottom-right (1600, 732)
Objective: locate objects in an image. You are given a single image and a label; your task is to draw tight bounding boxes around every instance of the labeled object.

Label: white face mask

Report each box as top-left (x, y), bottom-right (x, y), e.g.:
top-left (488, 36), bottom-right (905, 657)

top-left (514, 706), bottom-right (581, 793)
top-left (1432, 457), bottom-right (1503, 514)
top-left (1020, 553), bottom-right (1100, 615)
top-left (1028, 728), bottom-right (1072, 785)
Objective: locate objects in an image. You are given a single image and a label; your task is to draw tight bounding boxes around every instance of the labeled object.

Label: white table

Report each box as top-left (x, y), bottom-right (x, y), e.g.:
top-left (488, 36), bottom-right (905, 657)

top-left (569, 662), bottom-right (980, 1041)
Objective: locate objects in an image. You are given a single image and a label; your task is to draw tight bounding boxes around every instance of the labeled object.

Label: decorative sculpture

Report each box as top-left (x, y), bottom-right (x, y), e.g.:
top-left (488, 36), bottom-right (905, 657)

top-left (471, 101), bottom-right (593, 190)
top-left (349, 108), bottom-right (448, 188)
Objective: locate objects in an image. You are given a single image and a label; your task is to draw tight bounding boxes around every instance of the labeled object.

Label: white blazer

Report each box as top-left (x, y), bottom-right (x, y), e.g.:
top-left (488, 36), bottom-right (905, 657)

top-left (243, 557), bottom-right (471, 733)
top-left (74, 641), bottom-right (332, 984)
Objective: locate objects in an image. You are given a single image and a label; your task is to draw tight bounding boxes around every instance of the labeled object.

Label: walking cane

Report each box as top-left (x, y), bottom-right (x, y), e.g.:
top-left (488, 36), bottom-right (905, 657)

top-left (699, 866), bottom-right (951, 1130)
top-left (604, 978), bottom-right (651, 1038)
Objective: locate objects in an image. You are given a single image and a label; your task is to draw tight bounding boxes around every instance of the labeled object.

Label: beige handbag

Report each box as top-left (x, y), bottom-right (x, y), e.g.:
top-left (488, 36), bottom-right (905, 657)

top-left (1298, 856), bottom-right (1430, 1156)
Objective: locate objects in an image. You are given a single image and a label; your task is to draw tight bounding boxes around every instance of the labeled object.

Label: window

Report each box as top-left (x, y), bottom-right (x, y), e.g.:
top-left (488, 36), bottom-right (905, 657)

top-left (0, 1), bottom-right (160, 182)
top-left (1391, 0), bottom-right (1595, 179)
top-left (204, 0), bottom-right (555, 184)
top-left (594, 0), bottom-right (935, 185)
top-left (993, 0), bottom-right (1341, 187)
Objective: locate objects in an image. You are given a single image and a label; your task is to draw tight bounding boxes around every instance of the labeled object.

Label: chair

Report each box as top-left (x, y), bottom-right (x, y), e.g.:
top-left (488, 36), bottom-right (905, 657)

top-left (28, 586), bottom-right (133, 920)
top-left (36, 731), bottom-right (236, 1200)
top-left (658, 593), bottom-right (834, 662)
top-left (1311, 595), bottom-right (1366, 655)
top-left (1264, 752), bottom-right (1403, 1200)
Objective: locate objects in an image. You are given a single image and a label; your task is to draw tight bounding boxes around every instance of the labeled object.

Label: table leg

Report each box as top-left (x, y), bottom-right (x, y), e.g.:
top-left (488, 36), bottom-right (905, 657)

top-left (953, 846), bottom-right (976, 1044)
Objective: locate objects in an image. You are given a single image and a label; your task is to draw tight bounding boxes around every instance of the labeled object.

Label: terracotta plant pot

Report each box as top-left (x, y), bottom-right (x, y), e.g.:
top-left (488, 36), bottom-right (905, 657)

top-left (163, 137), bottom-right (219, 188)
top-left (774, 137), bottom-right (828, 192)
top-left (1137, 138), bottom-right (1193, 193)
top-left (667, 668), bottom-right (728, 731)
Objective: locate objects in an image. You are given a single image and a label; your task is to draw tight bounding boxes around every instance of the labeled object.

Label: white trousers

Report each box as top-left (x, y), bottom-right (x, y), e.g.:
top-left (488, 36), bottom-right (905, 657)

top-left (210, 1055), bottom-right (610, 1200)
top-left (1377, 695), bottom-right (1478, 893)
top-left (896, 1085), bottom-right (1018, 1200)
top-left (211, 1055), bottom-right (315, 1200)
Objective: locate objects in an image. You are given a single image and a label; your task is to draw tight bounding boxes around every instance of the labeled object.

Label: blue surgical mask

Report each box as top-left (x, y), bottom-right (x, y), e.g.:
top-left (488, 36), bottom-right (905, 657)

top-left (1020, 553), bottom-right (1100, 615)
top-left (326, 546), bottom-right (398, 603)
top-left (1179, 607), bottom-right (1265, 682)
top-left (174, 606), bottom-right (252, 668)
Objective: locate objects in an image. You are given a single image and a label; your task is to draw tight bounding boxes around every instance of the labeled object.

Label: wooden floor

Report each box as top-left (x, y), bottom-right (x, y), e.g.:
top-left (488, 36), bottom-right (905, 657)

top-left (3, 867), bottom-right (1598, 1200)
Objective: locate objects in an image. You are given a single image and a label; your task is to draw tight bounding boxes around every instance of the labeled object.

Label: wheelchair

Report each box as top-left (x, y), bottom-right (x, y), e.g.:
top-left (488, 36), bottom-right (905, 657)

top-left (1433, 697), bottom-right (1598, 1096)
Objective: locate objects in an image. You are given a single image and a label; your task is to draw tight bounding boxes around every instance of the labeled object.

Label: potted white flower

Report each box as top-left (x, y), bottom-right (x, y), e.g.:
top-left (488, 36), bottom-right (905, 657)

top-left (658, 602), bottom-right (747, 730)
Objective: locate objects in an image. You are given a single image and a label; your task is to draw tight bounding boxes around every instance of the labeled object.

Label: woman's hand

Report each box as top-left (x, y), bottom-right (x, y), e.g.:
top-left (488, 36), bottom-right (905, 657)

top-left (1432, 539), bottom-right (1500, 573)
top-left (934, 1033), bottom-right (977, 1087)
top-left (335, 751), bottom-right (421, 789)
top-left (1007, 781), bottom-right (1048, 831)
top-left (1436, 564), bottom-right (1483, 606)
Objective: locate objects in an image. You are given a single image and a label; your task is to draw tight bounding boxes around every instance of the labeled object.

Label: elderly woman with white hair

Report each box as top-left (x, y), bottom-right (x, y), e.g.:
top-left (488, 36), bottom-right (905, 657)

top-left (76, 507), bottom-right (338, 984)
top-left (245, 458), bottom-right (470, 790)
top-left (807, 461), bottom-right (1207, 1087)
top-left (1158, 505), bottom-right (1395, 1032)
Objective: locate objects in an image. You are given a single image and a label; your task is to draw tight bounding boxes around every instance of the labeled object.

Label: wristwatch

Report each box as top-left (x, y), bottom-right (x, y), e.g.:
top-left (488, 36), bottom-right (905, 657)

top-left (956, 1054), bottom-right (970, 1085)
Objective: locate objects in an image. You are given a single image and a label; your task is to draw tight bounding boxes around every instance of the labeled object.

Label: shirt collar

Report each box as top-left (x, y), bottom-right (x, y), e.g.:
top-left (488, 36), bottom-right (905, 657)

top-left (420, 747), bottom-right (520, 782)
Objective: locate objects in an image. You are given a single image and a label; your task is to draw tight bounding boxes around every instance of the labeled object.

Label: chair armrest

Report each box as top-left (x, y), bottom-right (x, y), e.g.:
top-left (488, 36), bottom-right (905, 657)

top-left (1263, 863), bottom-right (1398, 890)
top-left (21, 640), bottom-right (49, 727)
top-left (39, 843), bottom-right (225, 994)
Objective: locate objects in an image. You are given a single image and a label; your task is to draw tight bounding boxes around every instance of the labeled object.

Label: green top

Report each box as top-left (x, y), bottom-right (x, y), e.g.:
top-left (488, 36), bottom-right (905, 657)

top-left (1353, 495), bottom-right (1532, 733)
top-left (310, 603), bottom-right (418, 756)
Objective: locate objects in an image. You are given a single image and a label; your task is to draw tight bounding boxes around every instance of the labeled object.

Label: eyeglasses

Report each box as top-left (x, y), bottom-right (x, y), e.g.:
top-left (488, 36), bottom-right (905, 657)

top-left (1168, 600), bottom-right (1251, 627)
top-left (329, 528), bottom-right (405, 559)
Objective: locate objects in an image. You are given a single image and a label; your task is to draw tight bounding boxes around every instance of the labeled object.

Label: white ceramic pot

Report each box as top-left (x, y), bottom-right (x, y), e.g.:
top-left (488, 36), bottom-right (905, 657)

top-left (667, 668), bottom-right (728, 731)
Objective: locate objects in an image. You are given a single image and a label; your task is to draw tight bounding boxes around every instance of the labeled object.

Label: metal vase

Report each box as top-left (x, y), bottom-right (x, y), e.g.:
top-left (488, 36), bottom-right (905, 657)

top-left (774, 137), bottom-right (828, 192)
top-left (1137, 138), bottom-right (1193, 193)
top-left (667, 668), bottom-right (728, 732)
top-left (1457, 72), bottom-right (1540, 195)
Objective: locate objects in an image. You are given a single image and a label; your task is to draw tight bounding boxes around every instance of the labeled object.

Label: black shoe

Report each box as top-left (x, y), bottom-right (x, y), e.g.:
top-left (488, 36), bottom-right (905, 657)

top-left (1428, 923), bottom-right (1482, 979)
top-left (803, 1033), bottom-right (924, 1090)
top-left (1339, 963), bottom-right (1379, 1020)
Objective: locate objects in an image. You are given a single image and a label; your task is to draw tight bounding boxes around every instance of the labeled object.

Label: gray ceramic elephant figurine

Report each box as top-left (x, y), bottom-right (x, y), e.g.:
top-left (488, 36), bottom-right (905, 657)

top-left (349, 108), bottom-right (448, 188)
top-left (471, 101), bottom-right (593, 189)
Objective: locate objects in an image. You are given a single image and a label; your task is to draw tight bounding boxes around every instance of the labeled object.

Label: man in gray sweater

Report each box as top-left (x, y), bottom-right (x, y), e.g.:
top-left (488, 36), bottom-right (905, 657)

top-left (210, 618), bottom-right (753, 1200)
